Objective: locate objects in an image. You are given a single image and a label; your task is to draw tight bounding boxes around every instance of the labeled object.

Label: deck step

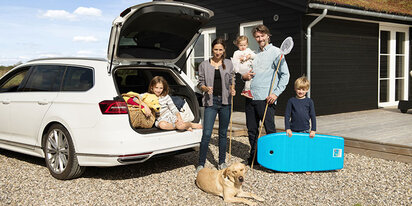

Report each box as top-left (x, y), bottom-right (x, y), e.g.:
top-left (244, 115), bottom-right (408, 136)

top-left (212, 121), bottom-right (412, 164)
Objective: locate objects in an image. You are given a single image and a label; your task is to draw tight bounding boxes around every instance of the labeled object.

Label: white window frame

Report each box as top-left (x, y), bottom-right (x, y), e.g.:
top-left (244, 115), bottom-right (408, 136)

top-left (239, 21), bottom-right (263, 35)
top-left (378, 24), bottom-right (410, 107)
top-left (186, 27), bottom-right (216, 88)
top-left (239, 21), bottom-right (263, 52)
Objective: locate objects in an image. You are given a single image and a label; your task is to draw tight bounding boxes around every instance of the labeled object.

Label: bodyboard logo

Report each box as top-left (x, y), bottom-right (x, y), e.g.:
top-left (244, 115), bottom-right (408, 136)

top-left (333, 148), bottom-right (342, 158)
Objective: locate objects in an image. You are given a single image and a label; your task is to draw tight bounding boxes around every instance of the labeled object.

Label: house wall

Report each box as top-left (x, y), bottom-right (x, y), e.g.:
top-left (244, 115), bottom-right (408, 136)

top-left (410, 27), bottom-right (412, 101)
top-left (181, 0), bottom-right (304, 115)
top-left (182, 0), bottom-right (410, 115)
top-left (304, 17), bottom-right (379, 115)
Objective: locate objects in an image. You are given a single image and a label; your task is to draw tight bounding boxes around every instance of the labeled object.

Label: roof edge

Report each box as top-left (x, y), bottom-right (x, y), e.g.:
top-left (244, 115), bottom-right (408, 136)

top-left (309, 3), bottom-right (412, 22)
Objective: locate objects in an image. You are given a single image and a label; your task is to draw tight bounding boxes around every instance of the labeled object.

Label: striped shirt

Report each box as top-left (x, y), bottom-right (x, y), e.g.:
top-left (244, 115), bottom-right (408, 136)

top-left (157, 94), bottom-right (179, 120)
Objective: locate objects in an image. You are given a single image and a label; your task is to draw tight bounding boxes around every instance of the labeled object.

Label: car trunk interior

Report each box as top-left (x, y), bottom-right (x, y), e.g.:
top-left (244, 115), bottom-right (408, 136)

top-left (113, 66), bottom-right (201, 133)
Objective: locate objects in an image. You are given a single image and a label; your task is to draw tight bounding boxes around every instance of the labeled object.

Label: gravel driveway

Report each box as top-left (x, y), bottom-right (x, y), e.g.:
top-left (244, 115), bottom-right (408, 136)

top-left (1, 135), bottom-right (411, 205)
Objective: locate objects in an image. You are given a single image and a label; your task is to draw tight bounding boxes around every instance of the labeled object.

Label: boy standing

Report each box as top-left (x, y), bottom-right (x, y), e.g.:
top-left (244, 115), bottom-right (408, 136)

top-left (284, 76), bottom-right (316, 138)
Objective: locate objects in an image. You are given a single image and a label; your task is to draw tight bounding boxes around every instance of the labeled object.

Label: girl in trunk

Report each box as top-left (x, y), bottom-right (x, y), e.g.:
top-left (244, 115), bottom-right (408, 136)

top-left (145, 76), bottom-right (202, 131)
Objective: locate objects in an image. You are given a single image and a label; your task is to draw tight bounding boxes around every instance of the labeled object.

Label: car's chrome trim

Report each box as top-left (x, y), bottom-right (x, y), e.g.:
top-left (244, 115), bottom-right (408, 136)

top-left (76, 143), bottom-right (199, 159)
top-left (0, 139), bottom-right (39, 150)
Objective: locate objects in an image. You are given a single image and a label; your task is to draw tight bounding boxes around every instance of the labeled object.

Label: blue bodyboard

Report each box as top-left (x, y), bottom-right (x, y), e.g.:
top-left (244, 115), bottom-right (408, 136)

top-left (257, 132), bottom-right (344, 172)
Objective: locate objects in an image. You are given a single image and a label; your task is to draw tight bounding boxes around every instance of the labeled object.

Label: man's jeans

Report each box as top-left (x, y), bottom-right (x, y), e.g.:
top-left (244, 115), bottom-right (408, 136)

top-left (245, 99), bottom-right (276, 163)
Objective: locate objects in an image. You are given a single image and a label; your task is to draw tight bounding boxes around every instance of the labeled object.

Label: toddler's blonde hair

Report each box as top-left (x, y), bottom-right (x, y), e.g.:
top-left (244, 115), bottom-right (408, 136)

top-left (234, 35), bottom-right (248, 46)
top-left (295, 76), bottom-right (310, 90)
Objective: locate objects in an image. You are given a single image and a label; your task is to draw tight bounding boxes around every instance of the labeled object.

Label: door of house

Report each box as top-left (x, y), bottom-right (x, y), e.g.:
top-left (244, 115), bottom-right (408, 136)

top-left (186, 27), bottom-right (216, 89)
top-left (379, 25), bottom-right (409, 107)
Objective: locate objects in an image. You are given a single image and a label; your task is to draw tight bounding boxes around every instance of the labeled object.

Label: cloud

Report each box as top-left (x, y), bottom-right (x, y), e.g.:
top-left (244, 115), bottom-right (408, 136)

top-left (73, 36), bottom-right (98, 42)
top-left (42, 10), bottom-right (76, 20)
top-left (74, 7), bottom-right (102, 17)
top-left (41, 7), bottom-right (102, 21)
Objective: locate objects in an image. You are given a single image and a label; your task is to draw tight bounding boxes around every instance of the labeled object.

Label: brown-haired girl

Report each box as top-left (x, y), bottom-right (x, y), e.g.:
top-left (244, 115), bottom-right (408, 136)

top-left (147, 76), bottom-right (202, 131)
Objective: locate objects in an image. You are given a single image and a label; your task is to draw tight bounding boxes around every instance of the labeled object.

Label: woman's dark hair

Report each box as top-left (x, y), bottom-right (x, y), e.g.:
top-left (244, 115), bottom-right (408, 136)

top-left (148, 76), bottom-right (169, 96)
top-left (211, 38), bottom-right (226, 69)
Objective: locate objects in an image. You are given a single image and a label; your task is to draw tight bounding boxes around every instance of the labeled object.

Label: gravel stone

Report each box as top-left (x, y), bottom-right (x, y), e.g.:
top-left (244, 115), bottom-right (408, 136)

top-left (0, 135), bottom-right (411, 205)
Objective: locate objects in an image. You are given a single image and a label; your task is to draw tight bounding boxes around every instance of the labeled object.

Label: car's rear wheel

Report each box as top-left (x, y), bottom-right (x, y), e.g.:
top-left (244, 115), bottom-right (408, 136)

top-left (43, 124), bottom-right (85, 180)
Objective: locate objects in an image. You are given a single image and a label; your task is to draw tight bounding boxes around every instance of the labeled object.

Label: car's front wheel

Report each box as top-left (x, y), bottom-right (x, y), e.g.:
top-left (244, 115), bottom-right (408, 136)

top-left (43, 124), bottom-right (85, 180)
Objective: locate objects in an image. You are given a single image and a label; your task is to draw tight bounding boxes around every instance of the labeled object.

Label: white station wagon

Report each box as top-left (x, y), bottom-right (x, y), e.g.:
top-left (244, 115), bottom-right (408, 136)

top-left (0, 1), bottom-right (213, 179)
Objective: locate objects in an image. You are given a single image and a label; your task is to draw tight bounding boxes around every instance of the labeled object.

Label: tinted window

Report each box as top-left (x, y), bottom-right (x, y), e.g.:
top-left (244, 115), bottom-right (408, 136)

top-left (22, 65), bottom-right (64, 91)
top-left (62, 67), bottom-right (93, 91)
top-left (0, 67), bottom-right (30, 92)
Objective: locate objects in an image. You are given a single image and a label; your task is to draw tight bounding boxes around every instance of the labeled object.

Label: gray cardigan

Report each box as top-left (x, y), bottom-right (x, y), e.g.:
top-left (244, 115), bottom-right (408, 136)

top-left (197, 59), bottom-right (235, 106)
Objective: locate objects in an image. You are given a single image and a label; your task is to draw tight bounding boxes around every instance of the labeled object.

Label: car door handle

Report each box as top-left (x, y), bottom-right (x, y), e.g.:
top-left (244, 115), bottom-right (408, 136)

top-left (2, 100), bottom-right (10, 104)
top-left (38, 100), bottom-right (49, 105)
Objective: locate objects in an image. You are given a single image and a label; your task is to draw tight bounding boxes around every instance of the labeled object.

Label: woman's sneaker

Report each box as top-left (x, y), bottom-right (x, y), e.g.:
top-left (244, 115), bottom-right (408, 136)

top-left (195, 165), bottom-right (204, 174)
top-left (218, 163), bottom-right (227, 170)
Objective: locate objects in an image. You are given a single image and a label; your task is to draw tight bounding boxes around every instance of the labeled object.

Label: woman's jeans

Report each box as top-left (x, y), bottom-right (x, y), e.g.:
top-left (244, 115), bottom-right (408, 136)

top-left (198, 96), bottom-right (231, 166)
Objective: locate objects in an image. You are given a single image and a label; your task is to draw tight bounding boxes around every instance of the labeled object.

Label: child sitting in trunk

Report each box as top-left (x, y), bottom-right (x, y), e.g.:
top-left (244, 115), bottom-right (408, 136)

top-left (142, 76), bottom-right (202, 131)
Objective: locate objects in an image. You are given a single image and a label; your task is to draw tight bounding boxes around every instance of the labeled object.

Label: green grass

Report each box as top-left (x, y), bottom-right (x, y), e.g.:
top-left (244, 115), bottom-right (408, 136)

top-left (0, 64), bottom-right (18, 78)
top-left (0, 69), bottom-right (10, 78)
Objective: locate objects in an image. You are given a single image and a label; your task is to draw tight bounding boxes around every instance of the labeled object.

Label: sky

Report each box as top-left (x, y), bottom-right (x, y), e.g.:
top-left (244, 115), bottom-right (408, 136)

top-left (0, 0), bottom-right (150, 66)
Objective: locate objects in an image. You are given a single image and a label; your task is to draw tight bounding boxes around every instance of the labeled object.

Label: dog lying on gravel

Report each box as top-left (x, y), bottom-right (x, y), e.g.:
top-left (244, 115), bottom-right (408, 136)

top-left (195, 162), bottom-right (264, 206)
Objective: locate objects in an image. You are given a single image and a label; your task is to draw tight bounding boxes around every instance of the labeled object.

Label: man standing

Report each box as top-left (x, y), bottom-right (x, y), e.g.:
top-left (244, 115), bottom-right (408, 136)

top-left (242, 24), bottom-right (290, 166)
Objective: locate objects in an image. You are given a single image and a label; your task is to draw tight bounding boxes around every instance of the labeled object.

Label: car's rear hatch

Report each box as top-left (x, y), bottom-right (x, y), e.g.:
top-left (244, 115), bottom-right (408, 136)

top-left (107, 1), bottom-right (213, 67)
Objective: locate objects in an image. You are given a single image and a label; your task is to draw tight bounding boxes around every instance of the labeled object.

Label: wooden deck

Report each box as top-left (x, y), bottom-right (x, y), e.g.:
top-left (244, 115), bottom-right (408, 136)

top-left (213, 106), bottom-right (412, 163)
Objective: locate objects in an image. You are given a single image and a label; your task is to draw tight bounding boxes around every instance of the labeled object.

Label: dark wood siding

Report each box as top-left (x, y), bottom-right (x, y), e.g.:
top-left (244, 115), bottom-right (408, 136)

top-left (409, 27), bottom-right (412, 101)
top-left (181, 0), bottom-right (304, 114)
top-left (304, 17), bottom-right (379, 115)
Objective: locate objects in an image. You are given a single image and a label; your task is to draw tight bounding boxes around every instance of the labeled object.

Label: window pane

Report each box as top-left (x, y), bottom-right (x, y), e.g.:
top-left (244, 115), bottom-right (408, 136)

top-left (396, 56), bottom-right (404, 78)
top-left (395, 79), bottom-right (404, 101)
top-left (193, 58), bottom-right (203, 77)
top-left (62, 67), bottom-right (93, 91)
top-left (209, 33), bottom-right (216, 57)
top-left (0, 69), bottom-right (29, 92)
top-left (380, 31), bottom-right (390, 54)
top-left (379, 55), bottom-right (389, 78)
top-left (396, 32), bottom-right (405, 54)
top-left (380, 80), bottom-right (389, 102)
top-left (24, 65), bottom-right (64, 91)
top-left (194, 34), bottom-right (204, 57)
top-left (244, 26), bottom-right (260, 51)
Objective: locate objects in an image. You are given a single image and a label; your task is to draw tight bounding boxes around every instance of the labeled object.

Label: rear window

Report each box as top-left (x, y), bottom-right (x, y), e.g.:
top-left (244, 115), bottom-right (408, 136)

top-left (115, 68), bottom-right (182, 94)
top-left (62, 67), bottom-right (94, 91)
top-left (22, 65), bottom-right (64, 91)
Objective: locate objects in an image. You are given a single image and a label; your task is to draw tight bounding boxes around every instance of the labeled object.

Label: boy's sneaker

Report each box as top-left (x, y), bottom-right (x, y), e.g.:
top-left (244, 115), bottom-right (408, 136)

top-left (241, 90), bottom-right (253, 99)
top-left (218, 163), bottom-right (227, 170)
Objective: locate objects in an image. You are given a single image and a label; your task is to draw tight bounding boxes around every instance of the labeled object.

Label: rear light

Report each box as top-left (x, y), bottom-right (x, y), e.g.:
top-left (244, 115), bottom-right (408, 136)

top-left (99, 100), bottom-right (128, 114)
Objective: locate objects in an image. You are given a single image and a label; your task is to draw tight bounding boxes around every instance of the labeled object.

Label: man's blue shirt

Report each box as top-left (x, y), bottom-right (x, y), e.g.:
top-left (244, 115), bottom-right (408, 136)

top-left (250, 43), bottom-right (290, 101)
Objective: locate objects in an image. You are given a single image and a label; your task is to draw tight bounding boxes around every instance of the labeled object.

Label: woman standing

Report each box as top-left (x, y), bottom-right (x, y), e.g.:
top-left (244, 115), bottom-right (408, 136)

top-left (196, 38), bottom-right (236, 173)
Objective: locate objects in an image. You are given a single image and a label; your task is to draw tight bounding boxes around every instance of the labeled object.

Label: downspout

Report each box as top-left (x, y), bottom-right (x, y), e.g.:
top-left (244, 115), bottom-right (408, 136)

top-left (306, 9), bottom-right (327, 98)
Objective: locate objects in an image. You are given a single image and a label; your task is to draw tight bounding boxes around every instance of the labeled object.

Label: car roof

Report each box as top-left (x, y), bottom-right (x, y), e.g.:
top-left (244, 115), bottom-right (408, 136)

top-left (27, 57), bottom-right (107, 63)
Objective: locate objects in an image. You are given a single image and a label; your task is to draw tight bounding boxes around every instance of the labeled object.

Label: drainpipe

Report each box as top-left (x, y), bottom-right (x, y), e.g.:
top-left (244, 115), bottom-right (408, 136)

top-left (306, 9), bottom-right (327, 98)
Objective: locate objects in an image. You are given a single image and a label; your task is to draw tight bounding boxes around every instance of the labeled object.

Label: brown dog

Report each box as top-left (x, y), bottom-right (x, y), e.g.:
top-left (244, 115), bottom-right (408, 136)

top-left (195, 162), bottom-right (264, 206)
